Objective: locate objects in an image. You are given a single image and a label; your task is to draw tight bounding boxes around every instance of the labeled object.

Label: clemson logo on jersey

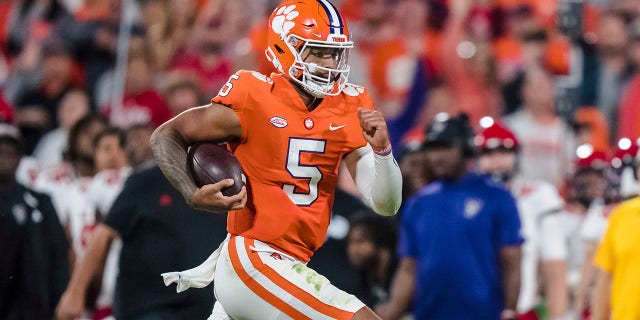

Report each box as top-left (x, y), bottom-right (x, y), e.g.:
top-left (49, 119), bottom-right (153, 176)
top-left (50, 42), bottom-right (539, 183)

top-left (270, 116), bottom-right (288, 128)
top-left (304, 117), bottom-right (314, 130)
top-left (271, 5), bottom-right (298, 37)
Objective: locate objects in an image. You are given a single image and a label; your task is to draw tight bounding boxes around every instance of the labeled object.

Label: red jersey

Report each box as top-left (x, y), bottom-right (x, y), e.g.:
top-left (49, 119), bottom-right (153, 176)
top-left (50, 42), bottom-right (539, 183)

top-left (212, 71), bottom-right (373, 262)
top-left (103, 89), bottom-right (172, 128)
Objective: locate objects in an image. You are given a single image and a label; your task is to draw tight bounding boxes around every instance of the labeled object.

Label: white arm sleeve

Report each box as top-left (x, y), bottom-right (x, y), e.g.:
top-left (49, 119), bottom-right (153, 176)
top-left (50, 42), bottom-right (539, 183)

top-left (343, 145), bottom-right (402, 216)
top-left (580, 204), bottom-right (608, 243)
top-left (539, 214), bottom-right (567, 260)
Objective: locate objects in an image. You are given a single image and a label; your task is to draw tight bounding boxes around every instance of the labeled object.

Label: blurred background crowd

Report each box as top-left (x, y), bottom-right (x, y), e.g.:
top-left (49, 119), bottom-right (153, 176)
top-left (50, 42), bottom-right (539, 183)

top-left (1, 0), bottom-right (640, 319)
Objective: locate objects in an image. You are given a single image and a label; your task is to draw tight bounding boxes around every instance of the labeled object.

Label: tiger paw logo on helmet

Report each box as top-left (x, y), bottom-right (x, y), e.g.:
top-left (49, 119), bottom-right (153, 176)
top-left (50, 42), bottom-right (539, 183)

top-left (271, 5), bottom-right (299, 37)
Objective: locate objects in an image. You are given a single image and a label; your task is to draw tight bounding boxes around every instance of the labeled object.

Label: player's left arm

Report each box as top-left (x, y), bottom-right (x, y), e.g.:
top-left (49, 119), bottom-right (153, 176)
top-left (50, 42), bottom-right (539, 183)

top-left (343, 108), bottom-right (402, 216)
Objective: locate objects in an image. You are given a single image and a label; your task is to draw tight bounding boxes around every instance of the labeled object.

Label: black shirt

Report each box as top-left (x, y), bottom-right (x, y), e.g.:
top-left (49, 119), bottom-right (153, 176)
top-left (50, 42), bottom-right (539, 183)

top-left (104, 166), bottom-right (228, 319)
top-left (0, 182), bottom-right (69, 320)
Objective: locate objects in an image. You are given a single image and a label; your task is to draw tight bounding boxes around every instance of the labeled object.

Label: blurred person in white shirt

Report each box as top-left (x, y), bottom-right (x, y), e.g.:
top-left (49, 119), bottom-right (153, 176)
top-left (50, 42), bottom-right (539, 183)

top-left (539, 144), bottom-right (609, 320)
top-left (14, 89), bottom-right (91, 188)
top-left (33, 114), bottom-right (108, 223)
top-left (574, 137), bottom-right (640, 317)
top-left (32, 89), bottom-right (90, 169)
top-left (475, 117), bottom-right (565, 320)
top-left (503, 69), bottom-right (575, 189)
top-left (59, 127), bottom-right (129, 319)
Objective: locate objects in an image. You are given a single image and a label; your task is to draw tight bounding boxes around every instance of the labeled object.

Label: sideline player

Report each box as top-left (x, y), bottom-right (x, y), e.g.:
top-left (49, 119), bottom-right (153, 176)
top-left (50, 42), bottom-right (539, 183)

top-left (150, 1), bottom-right (403, 319)
top-left (474, 118), bottom-right (565, 319)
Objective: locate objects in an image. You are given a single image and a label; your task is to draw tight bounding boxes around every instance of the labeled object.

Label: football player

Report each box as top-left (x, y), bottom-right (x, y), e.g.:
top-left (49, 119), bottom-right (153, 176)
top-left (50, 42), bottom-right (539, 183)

top-left (540, 145), bottom-right (608, 320)
top-left (573, 138), bottom-right (638, 317)
top-left (150, 0), bottom-right (402, 319)
top-left (474, 118), bottom-right (565, 320)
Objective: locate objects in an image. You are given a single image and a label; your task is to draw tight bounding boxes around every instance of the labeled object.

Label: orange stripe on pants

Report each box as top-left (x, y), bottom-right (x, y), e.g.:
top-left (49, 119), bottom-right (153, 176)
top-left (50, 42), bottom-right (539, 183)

top-left (244, 238), bottom-right (354, 320)
top-left (227, 235), bottom-right (311, 320)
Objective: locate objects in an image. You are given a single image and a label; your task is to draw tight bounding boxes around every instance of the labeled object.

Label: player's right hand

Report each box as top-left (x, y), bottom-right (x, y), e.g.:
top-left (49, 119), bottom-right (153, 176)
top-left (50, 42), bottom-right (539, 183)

top-left (189, 179), bottom-right (247, 213)
top-left (55, 289), bottom-right (84, 320)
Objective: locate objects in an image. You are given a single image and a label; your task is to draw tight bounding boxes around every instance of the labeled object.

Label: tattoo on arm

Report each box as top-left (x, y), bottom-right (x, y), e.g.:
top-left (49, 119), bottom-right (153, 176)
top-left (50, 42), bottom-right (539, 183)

top-left (150, 128), bottom-right (198, 204)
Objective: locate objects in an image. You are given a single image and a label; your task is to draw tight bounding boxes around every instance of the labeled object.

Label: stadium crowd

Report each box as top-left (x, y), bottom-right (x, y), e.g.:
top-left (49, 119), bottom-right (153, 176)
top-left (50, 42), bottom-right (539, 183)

top-left (1, 0), bottom-right (640, 319)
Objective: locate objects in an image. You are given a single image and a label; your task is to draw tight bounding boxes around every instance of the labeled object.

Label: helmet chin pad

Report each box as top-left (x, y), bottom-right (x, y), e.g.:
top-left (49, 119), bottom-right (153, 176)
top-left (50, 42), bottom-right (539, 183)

top-left (301, 81), bottom-right (332, 98)
top-left (292, 67), bottom-right (344, 98)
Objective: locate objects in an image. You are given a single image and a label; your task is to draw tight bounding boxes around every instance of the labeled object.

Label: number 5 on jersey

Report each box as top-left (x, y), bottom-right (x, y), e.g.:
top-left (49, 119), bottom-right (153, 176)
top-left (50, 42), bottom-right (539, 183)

top-left (283, 138), bottom-right (326, 206)
top-left (218, 74), bottom-right (240, 97)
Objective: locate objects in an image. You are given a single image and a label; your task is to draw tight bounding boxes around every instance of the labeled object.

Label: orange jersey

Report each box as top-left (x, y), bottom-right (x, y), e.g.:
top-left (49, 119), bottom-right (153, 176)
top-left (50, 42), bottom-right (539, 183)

top-left (211, 70), bottom-right (373, 262)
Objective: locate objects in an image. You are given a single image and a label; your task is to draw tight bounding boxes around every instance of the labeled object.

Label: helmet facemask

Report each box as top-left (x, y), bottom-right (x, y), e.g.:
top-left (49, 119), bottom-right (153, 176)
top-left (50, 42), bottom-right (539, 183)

top-left (285, 34), bottom-right (353, 98)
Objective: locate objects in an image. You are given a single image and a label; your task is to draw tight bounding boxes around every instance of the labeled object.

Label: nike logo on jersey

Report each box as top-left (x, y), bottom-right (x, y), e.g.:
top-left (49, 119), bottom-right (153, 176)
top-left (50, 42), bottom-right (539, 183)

top-left (311, 32), bottom-right (323, 38)
top-left (329, 124), bottom-right (346, 131)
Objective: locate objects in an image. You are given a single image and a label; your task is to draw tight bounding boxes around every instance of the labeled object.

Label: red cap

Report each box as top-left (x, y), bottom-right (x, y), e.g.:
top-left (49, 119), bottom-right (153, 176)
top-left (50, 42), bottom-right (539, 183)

top-left (575, 144), bottom-right (608, 170)
top-left (474, 117), bottom-right (519, 151)
top-left (610, 137), bottom-right (639, 168)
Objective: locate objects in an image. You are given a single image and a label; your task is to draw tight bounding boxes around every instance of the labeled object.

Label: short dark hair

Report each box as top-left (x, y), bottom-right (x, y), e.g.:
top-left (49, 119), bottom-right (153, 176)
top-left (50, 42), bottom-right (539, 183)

top-left (0, 123), bottom-right (23, 153)
top-left (164, 79), bottom-right (207, 105)
top-left (93, 126), bottom-right (126, 149)
top-left (65, 114), bottom-right (108, 162)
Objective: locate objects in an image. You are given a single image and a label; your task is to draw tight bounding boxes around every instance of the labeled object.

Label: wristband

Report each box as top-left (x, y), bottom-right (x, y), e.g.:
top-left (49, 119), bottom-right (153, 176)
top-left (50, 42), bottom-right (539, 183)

top-left (372, 144), bottom-right (392, 156)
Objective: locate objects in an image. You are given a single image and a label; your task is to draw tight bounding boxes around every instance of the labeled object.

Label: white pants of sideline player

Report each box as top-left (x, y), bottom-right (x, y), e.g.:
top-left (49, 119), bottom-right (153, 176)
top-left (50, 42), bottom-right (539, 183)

top-left (162, 234), bottom-right (365, 320)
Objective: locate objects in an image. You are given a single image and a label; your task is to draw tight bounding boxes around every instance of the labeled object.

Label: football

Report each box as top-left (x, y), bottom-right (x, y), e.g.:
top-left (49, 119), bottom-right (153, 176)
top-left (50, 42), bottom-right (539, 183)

top-left (187, 142), bottom-right (244, 197)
